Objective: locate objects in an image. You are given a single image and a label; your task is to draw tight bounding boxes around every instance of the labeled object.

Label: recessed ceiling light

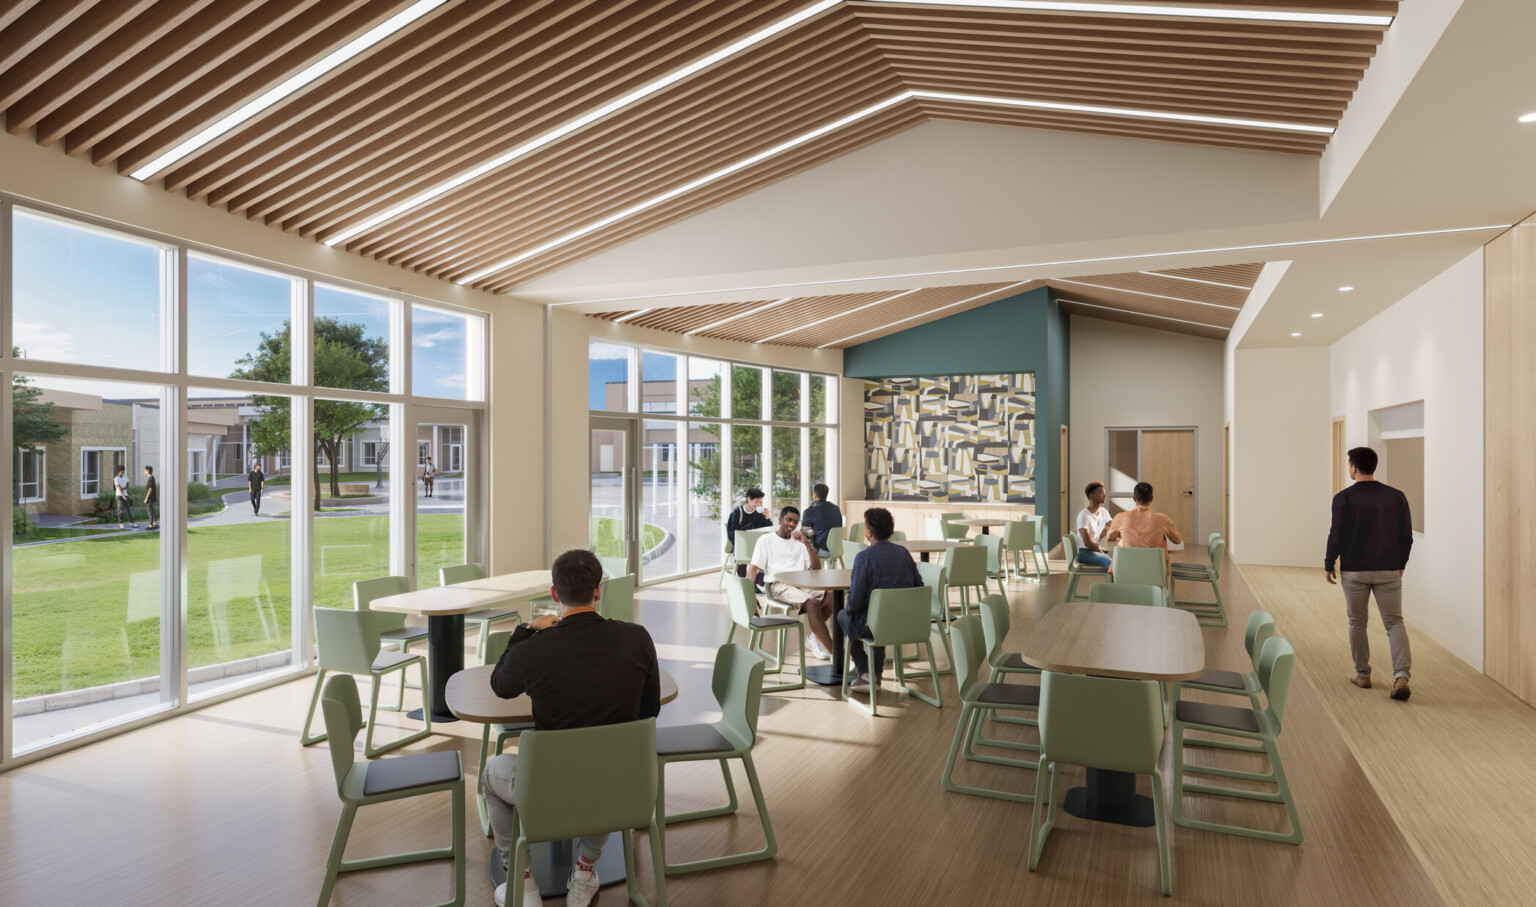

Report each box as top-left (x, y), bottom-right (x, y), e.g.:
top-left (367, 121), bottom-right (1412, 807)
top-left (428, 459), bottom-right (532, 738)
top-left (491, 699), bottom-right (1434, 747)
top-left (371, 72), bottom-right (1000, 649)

top-left (1338, 286), bottom-right (1354, 292)
top-left (1311, 312), bottom-right (1323, 318)
top-left (1290, 332), bottom-right (1302, 337)
top-left (1520, 112), bottom-right (1536, 124)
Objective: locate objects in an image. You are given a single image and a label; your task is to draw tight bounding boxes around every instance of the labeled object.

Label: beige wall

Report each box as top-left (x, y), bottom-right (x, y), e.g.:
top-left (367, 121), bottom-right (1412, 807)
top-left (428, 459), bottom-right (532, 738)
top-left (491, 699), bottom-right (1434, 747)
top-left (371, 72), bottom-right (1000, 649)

top-left (1067, 316), bottom-right (1226, 544)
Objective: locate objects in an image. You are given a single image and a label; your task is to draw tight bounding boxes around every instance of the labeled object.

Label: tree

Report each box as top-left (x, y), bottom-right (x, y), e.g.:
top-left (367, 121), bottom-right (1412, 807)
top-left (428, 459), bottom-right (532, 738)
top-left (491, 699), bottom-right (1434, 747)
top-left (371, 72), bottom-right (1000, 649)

top-left (687, 369), bottom-right (827, 519)
top-left (231, 320), bottom-right (388, 510)
top-left (11, 346), bottom-right (67, 505)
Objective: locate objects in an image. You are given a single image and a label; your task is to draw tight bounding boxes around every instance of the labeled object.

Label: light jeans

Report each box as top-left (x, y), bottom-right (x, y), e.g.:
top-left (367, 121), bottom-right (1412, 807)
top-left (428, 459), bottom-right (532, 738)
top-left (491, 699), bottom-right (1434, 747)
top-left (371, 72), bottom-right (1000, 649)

top-left (482, 753), bottom-right (610, 872)
top-left (1077, 548), bottom-right (1112, 569)
top-left (1340, 570), bottom-right (1412, 681)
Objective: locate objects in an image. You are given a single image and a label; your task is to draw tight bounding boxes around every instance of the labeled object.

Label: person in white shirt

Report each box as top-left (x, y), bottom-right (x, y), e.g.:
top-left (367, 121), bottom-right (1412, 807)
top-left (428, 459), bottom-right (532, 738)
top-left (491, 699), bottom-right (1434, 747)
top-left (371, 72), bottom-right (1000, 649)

top-left (112, 465), bottom-right (136, 530)
top-left (748, 505), bottom-right (834, 660)
top-left (1076, 482), bottom-right (1113, 568)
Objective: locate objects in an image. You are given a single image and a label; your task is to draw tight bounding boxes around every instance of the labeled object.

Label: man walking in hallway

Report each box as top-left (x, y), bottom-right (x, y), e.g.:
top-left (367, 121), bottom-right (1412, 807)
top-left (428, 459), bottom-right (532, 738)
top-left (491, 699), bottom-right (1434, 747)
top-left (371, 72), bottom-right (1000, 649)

top-left (1325, 446), bottom-right (1414, 701)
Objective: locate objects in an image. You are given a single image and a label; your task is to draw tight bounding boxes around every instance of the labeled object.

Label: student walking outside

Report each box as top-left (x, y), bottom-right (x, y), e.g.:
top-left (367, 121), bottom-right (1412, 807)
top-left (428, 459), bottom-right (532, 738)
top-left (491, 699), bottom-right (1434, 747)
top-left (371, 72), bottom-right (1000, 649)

top-left (113, 465), bottom-right (136, 530)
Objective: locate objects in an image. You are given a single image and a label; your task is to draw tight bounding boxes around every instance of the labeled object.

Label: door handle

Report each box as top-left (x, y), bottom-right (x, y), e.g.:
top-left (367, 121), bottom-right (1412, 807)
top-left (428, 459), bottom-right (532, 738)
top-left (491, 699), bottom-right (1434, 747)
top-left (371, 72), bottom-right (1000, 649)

top-left (1182, 490), bottom-right (1193, 495)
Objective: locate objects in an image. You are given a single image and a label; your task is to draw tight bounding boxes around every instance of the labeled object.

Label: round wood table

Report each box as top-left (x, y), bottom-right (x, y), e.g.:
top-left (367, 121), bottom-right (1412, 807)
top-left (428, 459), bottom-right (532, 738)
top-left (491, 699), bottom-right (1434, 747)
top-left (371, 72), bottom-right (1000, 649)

top-left (772, 568), bottom-right (852, 686)
top-left (902, 539), bottom-right (965, 562)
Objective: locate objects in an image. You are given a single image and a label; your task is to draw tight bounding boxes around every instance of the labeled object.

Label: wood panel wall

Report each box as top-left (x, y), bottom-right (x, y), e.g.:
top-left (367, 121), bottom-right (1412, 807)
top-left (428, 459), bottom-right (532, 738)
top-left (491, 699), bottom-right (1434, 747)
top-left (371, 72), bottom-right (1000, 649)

top-left (1484, 216), bottom-right (1536, 703)
top-left (841, 499), bottom-right (1034, 540)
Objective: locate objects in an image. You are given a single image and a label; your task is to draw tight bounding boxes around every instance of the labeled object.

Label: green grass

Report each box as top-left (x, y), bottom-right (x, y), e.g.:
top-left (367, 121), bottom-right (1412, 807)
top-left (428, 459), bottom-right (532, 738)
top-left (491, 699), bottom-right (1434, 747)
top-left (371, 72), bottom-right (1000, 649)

top-left (588, 517), bottom-right (666, 559)
top-left (18, 527), bottom-right (117, 542)
top-left (10, 514), bottom-right (466, 699)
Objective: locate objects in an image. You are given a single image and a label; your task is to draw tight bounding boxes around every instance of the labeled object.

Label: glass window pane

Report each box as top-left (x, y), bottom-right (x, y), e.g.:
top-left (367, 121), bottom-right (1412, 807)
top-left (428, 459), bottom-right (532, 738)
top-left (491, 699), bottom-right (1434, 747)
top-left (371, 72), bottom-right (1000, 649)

top-left (688, 358), bottom-right (724, 417)
top-left (732, 365), bottom-right (763, 420)
top-left (190, 255), bottom-right (295, 383)
top-left (810, 375), bottom-right (828, 423)
top-left (12, 210), bottom-right (169, 373)
top-left (772, 427), bottom-right (802, 511)
top-left (417, 421), bottom-right (467, 589)
top-left (589, 341), bottom-right (634, 412)
top-left (810, 427), bottom-right (829, 493)
top-left (688, 422), bottom-right (724, 572)
top-left (732, 424), bottom-right (763, 506)
top-left (313, 402), bottom-right (392, 608)
top-left (772, 370), bottom-right (800, 422)
top-left (642, 420), bottom-right (682, 580)
top-left (314, 284), bottom-right (391, 393)
top-left (641, 351), bottom-right (679, 414)
top-left (11, 375), bottom-right (164, 753)
top-left (412, 305), bottom-right (482, 400)
top-left (590, 427), bottom-right (627, 559)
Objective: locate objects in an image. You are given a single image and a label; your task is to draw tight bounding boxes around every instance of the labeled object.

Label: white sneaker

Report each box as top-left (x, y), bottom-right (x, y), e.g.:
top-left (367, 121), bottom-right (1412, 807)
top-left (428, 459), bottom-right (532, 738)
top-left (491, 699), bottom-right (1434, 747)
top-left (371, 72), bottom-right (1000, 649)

top-left (566, 865), bottom-right (600, 907)
top-left (848, 673), bottom-right (871, 693)
top-left (493, 878), bottom-right (544, 907)
top-left (808, 636), bottom-right (831, 661)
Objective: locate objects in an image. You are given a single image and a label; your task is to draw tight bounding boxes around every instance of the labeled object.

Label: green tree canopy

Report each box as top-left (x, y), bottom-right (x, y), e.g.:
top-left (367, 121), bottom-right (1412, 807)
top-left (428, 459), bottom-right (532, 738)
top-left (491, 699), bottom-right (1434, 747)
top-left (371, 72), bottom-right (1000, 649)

top-left (688, 368), bottom-right (827, 520)
top-left (11, 346), bottom-right (67, 505)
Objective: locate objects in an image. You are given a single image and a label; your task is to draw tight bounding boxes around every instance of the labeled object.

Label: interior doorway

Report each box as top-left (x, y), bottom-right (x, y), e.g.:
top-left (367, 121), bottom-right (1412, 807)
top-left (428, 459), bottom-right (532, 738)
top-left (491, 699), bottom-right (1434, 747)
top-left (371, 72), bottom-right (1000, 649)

top-left (1332, 416), bottom-right (1347, 495)
top-left (1106, 426), bottom-right (1197, 542)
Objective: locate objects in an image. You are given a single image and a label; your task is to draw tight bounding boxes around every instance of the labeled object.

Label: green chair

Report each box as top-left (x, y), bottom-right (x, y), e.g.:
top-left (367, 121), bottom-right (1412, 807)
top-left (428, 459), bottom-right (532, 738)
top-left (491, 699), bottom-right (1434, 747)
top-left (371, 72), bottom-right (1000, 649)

top-left (939, 512), bottom-right (971, 541)
top-left (823, 532), bottom-right (845, 569)
top-left (845, 521), bottom-right (865, 543)
top-left (1111, 546), bottom-right (1168, 601)
top-left (1003, 520), bottom-right (1043, 583)
top-left (599, 573), bottom-right (637, 622)
top-left (944, 544), bottom-right (990, 618)
top-left (1029, 670), bottom-right (1170, 895)
top-left (506, 719), bottom-right (669, 907)
top-left (722, 575), bottom-right (805, 692)
top-left (1026, 514), bottom-right (1052, 575)
top-left (720, 528), bottom-right (771, 589)
top-left (473, 630), bottom-right (534, 837)
top-left (843, 538), bottom-right (867, 564)
top-left (1060, 532), bottom-right (1109, 602)
top-left (1172, 637), bottom-right (1303, 844)
top-left (889, 529), bottom-right (907, 542)
top-left (441, 563), bottom-right (522, 663)
top-left (841, 586), bottom-right (944, 716)
top-left (914, 561), bottom-right (954, 675)
top-left (656, 645), bottom-right (777, 874)
top-left (1173, 611), bottom-right (1276, 709)
top-left (1170, 536), bottom-right (1228, 627)
top-left (598, 555), bottom-right (629, 578)
top-left (316, 675), bottom-right (465, 907)
top-left (301, 607), bottom-right (431, 757)
top-left (1089, 582), bottom-right (1165, 607)
top-left (940, 616), bottom-right (1039, 803)
top-left (976, 535), bottom-right (1010, 596)
top-left (978, 593), bottom-right (1039, 680)
top-left (354, 576), bottom-right (428, 653)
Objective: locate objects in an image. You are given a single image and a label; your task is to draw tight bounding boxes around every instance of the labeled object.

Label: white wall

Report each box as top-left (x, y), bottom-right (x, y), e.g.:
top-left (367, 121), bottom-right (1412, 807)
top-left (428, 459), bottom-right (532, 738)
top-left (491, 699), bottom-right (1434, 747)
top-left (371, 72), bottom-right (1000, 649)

top-left (1068, 317), bottom-right (1225, 541)
top-left (1329, 249), bottom-right (1483, 669)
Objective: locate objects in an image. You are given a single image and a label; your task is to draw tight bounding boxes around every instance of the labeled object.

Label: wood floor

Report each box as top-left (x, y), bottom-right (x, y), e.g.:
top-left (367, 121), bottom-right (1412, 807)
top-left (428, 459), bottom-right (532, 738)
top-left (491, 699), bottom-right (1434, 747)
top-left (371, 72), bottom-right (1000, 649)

top-left (0, 560), bottom-right (1451, 906)
top-left (1239, 565), bottom-right (1536, 907)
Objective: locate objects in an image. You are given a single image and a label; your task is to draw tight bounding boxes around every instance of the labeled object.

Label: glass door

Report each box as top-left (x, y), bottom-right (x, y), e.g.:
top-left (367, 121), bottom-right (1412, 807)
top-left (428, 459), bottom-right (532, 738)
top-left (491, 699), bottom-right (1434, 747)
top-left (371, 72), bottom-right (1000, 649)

top-left (590, 417), bottom-right (638, 576)
top-left (413, 409), bottom-right (480, 589)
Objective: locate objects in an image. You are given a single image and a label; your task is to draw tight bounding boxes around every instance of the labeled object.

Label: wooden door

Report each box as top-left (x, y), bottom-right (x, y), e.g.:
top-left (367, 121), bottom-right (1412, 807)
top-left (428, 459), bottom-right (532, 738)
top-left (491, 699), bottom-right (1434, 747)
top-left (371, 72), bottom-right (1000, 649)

top-left (1060, 425), bottom-right (1069, 538)
top-left (1332, 417), bottom-right (1347, 494)
top-left (1141, 430), bottom-right (1195, 542)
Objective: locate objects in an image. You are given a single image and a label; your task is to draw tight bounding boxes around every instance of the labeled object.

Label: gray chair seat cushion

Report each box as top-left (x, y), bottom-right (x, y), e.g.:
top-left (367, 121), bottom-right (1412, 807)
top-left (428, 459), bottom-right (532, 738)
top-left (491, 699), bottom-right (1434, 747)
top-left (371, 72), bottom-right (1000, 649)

top-left (1176, 699), bottom-right (1260, 733)
top-left (978, 682), bottom-right (1040, 708)
top-left (1001, 653), bottom-right (1041, 671)
top-left (363, 750), bottom-right (462, 796)
top-left (657, 724), bottom-right (736, 756)
top-left (1074, 564), bottom-right (1110, 574)
top-left (468, 609), bottom-right (520, 623)
top-left (1191, 668), bottom-right (1249, 690)
top-left (1171, 565), bottom-right (1213, 578)
top-left (372, 650), bottom-right (419, 672)
top-left (380, 626), bottom-right (428, 640)
top-left (750, 615), bottom-right (800, 629)
top-left (495, 721), bottom-right (535, 736)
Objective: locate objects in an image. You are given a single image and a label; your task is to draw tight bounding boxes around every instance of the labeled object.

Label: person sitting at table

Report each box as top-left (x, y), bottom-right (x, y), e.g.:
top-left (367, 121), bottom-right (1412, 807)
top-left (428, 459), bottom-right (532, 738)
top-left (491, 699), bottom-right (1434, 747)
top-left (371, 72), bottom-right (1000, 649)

top-left (1076, 481), bottom-right (1114, 568)
top-left (748, 505), bottom-right (834, 662)
top-left (800, 482), bottom-right (844, 559)
top-left (725, 488), bottom-right (772, 581)
top-left (1105, 481), bottom-right (1183, 566)
top-left (483, 549), bottom-right (662, 907)
top-left (839, 507), bottom-right (923, 693)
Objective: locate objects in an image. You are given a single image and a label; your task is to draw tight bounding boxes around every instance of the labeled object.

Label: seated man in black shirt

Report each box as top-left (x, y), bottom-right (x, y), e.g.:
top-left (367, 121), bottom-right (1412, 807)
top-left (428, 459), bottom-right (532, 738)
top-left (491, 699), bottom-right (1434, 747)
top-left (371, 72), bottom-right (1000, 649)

top-left (800, 483), bottom-right (843, 559)
top-left (725, 487), bottom-right (773, 585)
top-left (483, 549), bottom-right (662, 907)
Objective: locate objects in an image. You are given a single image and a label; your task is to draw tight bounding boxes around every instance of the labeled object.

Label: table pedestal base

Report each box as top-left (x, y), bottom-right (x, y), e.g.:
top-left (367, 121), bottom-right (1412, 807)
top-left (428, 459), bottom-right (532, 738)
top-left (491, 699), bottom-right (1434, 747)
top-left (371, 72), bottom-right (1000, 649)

top-left (801, 665), bottom-right (843, 686)
top-left (489, 835), bottom-right (627, 897)
top-left (1063, 768), bottom-right (1156, 827)
top-left (410, 613), bottom-right (465, 723)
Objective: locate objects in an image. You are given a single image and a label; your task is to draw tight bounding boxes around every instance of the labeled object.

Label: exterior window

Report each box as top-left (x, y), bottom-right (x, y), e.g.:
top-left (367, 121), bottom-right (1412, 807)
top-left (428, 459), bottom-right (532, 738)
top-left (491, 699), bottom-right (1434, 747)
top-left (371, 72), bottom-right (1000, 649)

top-left (418, 440), bottom-right (431, 465)
top-left (81, 448), bottom-right (126, 497)
top-left (14, 449), bottom-right (45, 503)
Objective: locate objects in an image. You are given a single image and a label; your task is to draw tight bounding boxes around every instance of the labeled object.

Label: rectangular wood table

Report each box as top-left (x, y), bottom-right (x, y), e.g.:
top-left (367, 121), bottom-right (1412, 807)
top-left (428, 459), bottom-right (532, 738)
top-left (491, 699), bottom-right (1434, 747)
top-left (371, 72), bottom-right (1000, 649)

top-left (1021, 601), bottom-right (1204, 826)
top-left (952, 517), bottom-right (1008, 535)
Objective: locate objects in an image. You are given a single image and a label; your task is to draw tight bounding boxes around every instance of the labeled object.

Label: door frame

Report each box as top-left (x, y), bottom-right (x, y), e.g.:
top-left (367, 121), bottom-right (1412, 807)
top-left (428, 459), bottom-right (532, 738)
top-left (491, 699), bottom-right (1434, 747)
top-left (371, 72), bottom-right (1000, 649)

top-left (1103, 425), bottom-right (1199, 541)
top-left (590, 415), bottom-right (641, 576)
top-left (409, 405), bottom-right (485, 585)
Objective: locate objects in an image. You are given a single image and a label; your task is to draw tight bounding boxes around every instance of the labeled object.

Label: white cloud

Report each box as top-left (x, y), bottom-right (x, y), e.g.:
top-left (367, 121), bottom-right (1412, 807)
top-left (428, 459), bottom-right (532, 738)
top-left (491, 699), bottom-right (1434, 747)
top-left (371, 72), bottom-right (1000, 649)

top-left (12, 319), bottom-right (77, 362)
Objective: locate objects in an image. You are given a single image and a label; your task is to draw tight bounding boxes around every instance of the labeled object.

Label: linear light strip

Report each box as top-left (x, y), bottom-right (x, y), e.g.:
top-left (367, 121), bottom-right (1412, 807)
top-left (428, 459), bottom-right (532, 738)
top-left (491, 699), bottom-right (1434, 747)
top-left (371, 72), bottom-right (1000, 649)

top-left (820, 281), bottom-right (1033, 347)
top-left (1052, 277), bottom-right (1240, 309)
top-left (556, 225), bottom-right (1510, 308)
top-left (324, 0), bottom-right (841, 246)
top-left (1056, 297), bottom-right (1228, 330)
top-left (910, 89), bottom-right (1334, 134)
top-left (685, 298), bottom-right (794, 335)
top-left (1137, 269), bottom-right (1251, 290)
top-left (456, 94), bottom-right (912, 285)
top-left (864, 0), bottom-right (1391, 27)
top-left (131, 0), bottom-right (448, 181)
top-left (759, 288), bottom-right (920, 343)
top-left (612, 308), bottom-right (651, 323)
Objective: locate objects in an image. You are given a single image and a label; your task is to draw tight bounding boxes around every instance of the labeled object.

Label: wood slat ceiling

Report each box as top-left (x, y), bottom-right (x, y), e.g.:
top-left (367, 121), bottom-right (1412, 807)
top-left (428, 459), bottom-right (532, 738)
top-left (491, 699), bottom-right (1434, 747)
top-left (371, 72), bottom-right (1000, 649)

top-left (589, 263), bottom-right (1261, 347)
top-left (0, 2), bottom-right (1393, 293)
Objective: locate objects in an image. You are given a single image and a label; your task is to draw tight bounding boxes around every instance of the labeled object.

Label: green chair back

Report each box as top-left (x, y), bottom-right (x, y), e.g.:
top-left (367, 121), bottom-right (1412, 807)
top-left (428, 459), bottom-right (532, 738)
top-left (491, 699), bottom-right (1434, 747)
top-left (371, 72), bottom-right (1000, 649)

top-left (978, 593), bottom-right (1011, 664)
top-left (889, 529), bottom-right (907, 542)
top-left (825, 532), bottom-right (844, 561)
top-left (1111, 547), bottom-right (1166, 587)
top-left (513, 719), bottom-right (659, 843)
top-left (1207, 538), bottom-right (1226, 580)
top-left (1257, 637), bottom-right (1297, 730)
top-left (736, 528), bottom-right (772, 565)
top-left (846, 521), bottom-right (864, 543)
top-left (916, 562), bottom-right (948, 619)
top-left (314, 607), bottom-right (383, 675)
top-left (711, 644), bottom-right (767, 748)
top-left (598, 555), bottom-right (629, 578)
top-left (977, 534), bottom-right (1005, 574)
top-left (1003, 519), bottom-right (1036, 549)
top-left (866, 586), bottom-right (934, 646)
top-left (947, 616), bottom-right (987, 702)
top-left (723, 575), bottom-right (757, 630)
top-left (319, 674), bottom-right (366, 790)
top-left (1061, 530), bottom-right (1081, 562)
top-left (1039, 671), bottom-right (1163, 774)
top-left (1089, 582), bottom-right (1165, 607)
top-left (946, 544), bottom-right (988, 585)
top-left (940, 512), bottom-right (970, 541)
top-left (844, 538), bottom-right (867, 563)
top-left (484, 629), bottom-right (513, 665)
top-left (599, 573), bottom-right (637, 622)
top-left (440, 562), bottom-right (486, 586)
top-left (354, 575), bottom-right (410, 633)
top-left (1245, 611), bottom-right (1276, 665)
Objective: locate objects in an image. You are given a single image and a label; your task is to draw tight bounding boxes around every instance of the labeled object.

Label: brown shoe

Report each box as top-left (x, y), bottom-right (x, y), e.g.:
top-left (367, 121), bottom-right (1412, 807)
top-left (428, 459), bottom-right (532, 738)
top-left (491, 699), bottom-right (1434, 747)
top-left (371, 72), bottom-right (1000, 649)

top-left (1350, 674), bottom-right (1372, 689)
top-left (1391, 677), bottom-right (1411, 701)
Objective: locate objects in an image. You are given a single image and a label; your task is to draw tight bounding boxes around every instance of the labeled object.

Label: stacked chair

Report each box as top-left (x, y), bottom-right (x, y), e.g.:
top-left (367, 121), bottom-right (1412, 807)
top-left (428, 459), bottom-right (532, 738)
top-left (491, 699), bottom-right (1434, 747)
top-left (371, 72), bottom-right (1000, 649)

top-left (940, 615), bottom-right (1039, 803)
top-left (1171, 534), bottom-right (1229, 627)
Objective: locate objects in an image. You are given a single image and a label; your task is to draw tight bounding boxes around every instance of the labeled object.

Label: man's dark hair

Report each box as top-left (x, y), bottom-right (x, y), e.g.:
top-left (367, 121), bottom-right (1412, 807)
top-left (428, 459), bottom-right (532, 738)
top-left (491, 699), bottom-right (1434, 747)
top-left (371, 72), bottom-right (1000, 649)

top-left (745, 488), bottom-right (764, 501)
top-left (1348, 446), bottom-right (1378, 475)
top-left (1133, 481), bottom-right (1153, 504)
top-left (813, 483), bottom-right (829, 500)
top-left (552, 549), bottom-right (603, 606)
top-left (143, 465), bottom-right (154, 476)
top-left (115, 465), bottom-right (125, 475)
top-left (864, 507), bottom-right (895, 541)
top-left (1084, 481), bottom-right (1104, 499)
top-left (780, 505), bottom-right (800, 519)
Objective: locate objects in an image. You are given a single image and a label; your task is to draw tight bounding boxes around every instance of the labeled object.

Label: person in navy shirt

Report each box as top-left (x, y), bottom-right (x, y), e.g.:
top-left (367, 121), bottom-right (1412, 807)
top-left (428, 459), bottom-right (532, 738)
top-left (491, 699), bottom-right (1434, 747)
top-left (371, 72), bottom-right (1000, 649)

top-left (839, 507), bottom-right (922, 692)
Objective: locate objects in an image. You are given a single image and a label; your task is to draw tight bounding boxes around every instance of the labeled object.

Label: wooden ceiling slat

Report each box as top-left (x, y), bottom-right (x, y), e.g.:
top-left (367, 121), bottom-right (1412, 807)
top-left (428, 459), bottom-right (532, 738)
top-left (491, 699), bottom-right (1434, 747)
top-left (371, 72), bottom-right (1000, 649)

top-left (909, 78), bottom-right (1342, 127)
top-left (764, 284), bottom-right (1006, 347)
top-left (0, 0), bottom-right (99, 73)
top-left (0, 0), bottom-right (157, 112)
top-left (879, 46), bottom-right (1362, 91)
top-left (0, 2), bottom-right (47, 36)
top-left (1066, 272), bottom-right (1248, 307)
top-left (1051, 284), bottom-right (1240, 327)
top-left (1161, 263), bottom-right (1263, 284)
top-left (1058, 300), bottom-right (1230, 340)
top-left (846, 5), bottom-right (1390, 42)
top-left (894, 69), bottom-right (1350, 115)
top-left (608, 299), bottom-right (779, 333)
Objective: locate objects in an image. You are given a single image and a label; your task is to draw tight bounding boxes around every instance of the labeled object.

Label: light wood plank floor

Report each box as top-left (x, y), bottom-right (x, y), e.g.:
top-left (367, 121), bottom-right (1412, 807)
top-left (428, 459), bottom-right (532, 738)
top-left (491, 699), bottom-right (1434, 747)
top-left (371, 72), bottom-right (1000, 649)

top-left (0, 561), bottom-right (1445, 906)
top-left (1239, 564), bottom-right (1536, 907)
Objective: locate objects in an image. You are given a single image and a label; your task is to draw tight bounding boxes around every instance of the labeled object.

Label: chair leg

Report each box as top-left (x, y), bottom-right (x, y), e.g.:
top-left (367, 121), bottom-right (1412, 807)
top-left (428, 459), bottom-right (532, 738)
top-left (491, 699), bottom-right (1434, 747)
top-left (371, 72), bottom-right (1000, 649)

top-left (649, 821), bottom-right (671, 907)
top-left (510, 833), bottom-right (529, 907)
top-left (895, 641), bottom-right (943, 708)
top-left (1028, 759), bottom-right (1057, 870)
top-left (1151, 767), bottom-right (1171, 896)
top-left (317, 802), bottom-right (356, 907)
top-left (476, 724), bottom-right (493, 837)
top-left (660, 754), bottom-right (775, 874)
top-left (942, 706), bottom-right (1036, 802)
top-left (363, 662), bottom-right (432, 757)
top-left (843, 640), bottom-right (876, 717)
top-left (762, 624), bottom-right (806, 693)
top-left (300, 668), bottom-right (329, 745)
top-left (449, 782), bottom-right (467, 907)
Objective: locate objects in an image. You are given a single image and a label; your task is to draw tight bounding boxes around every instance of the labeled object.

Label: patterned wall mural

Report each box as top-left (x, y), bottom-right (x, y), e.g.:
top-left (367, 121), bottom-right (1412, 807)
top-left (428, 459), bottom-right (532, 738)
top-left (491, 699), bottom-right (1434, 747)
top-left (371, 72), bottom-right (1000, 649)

top-left (863, 373), bottom-right (1036, 503)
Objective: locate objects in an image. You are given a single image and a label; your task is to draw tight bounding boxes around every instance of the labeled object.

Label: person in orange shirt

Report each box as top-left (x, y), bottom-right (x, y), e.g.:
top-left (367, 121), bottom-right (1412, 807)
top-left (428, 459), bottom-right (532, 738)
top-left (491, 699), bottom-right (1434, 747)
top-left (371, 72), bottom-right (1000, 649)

top-left (1105, 481), bottom-right (1183, 565)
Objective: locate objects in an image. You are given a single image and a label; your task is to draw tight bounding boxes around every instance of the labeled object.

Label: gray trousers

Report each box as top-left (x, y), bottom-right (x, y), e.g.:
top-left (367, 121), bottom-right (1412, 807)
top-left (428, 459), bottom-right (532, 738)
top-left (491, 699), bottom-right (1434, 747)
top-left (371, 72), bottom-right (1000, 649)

top-left (482, 753), bottom-right (610, 872)
top-left (1341, 570), bottom-right (1412, 680)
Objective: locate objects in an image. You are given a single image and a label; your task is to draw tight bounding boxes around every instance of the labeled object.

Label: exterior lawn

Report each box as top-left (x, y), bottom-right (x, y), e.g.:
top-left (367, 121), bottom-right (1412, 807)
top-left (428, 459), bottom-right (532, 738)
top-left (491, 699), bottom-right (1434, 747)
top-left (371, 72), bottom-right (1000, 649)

top-left (589, 516), bottom-right (666, 559)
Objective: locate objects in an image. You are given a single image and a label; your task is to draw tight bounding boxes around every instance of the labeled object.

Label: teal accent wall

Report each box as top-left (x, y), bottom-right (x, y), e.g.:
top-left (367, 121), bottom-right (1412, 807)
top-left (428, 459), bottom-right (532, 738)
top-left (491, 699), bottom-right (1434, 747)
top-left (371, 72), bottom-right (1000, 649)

top-left (842, 287), bottom-right (1070, 546)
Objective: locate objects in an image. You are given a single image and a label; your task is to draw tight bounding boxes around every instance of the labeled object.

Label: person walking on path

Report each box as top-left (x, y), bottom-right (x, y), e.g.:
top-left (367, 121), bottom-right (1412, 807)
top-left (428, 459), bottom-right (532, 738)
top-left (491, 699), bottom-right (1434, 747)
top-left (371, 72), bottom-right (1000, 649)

top-left (422, 456), bottom-right (436, 498)
top-left (1325, 446), bottom-right (1414, 701)
top-left (142, 465), bottom-right (159, 531)
top-left (248, 464), bottom-right (265, 516)
top-left (113, 465), bottom-right (136, 530)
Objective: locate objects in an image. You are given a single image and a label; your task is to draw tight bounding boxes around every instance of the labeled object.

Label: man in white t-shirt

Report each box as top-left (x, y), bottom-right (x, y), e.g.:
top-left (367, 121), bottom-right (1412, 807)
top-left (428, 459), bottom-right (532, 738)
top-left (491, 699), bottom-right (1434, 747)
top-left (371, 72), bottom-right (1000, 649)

top-left (1076, 481), bottom-right (1113, 568)
top-left (748, 505), bottom-right (834, 660)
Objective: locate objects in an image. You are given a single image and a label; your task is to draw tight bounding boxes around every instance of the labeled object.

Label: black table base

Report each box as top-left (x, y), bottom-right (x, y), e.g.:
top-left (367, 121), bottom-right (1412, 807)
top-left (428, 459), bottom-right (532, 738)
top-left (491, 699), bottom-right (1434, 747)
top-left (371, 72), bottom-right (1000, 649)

top-left (1063, 768), bottom-right (1156, 827)
top-left (489, 835), bottom-right (627, 896)
top-left (802, 588), bottom-right (846, 686)
top-left (407, 613), bottom-right (463, 723)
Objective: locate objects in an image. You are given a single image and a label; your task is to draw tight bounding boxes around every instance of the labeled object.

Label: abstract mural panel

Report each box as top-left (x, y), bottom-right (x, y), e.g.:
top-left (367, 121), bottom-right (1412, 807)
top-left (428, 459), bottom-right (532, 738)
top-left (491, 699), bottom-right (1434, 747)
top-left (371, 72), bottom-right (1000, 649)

top-left (863, 373), bottom-right (1036, 503)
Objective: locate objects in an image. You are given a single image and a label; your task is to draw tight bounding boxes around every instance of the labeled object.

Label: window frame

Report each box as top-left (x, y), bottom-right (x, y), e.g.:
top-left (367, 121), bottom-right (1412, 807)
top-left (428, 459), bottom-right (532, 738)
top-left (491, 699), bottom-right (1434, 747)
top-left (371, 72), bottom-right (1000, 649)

top-left (80, 447), bottom-right (126, 498)
top-left (13, 448), bottom-right (45, 504)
